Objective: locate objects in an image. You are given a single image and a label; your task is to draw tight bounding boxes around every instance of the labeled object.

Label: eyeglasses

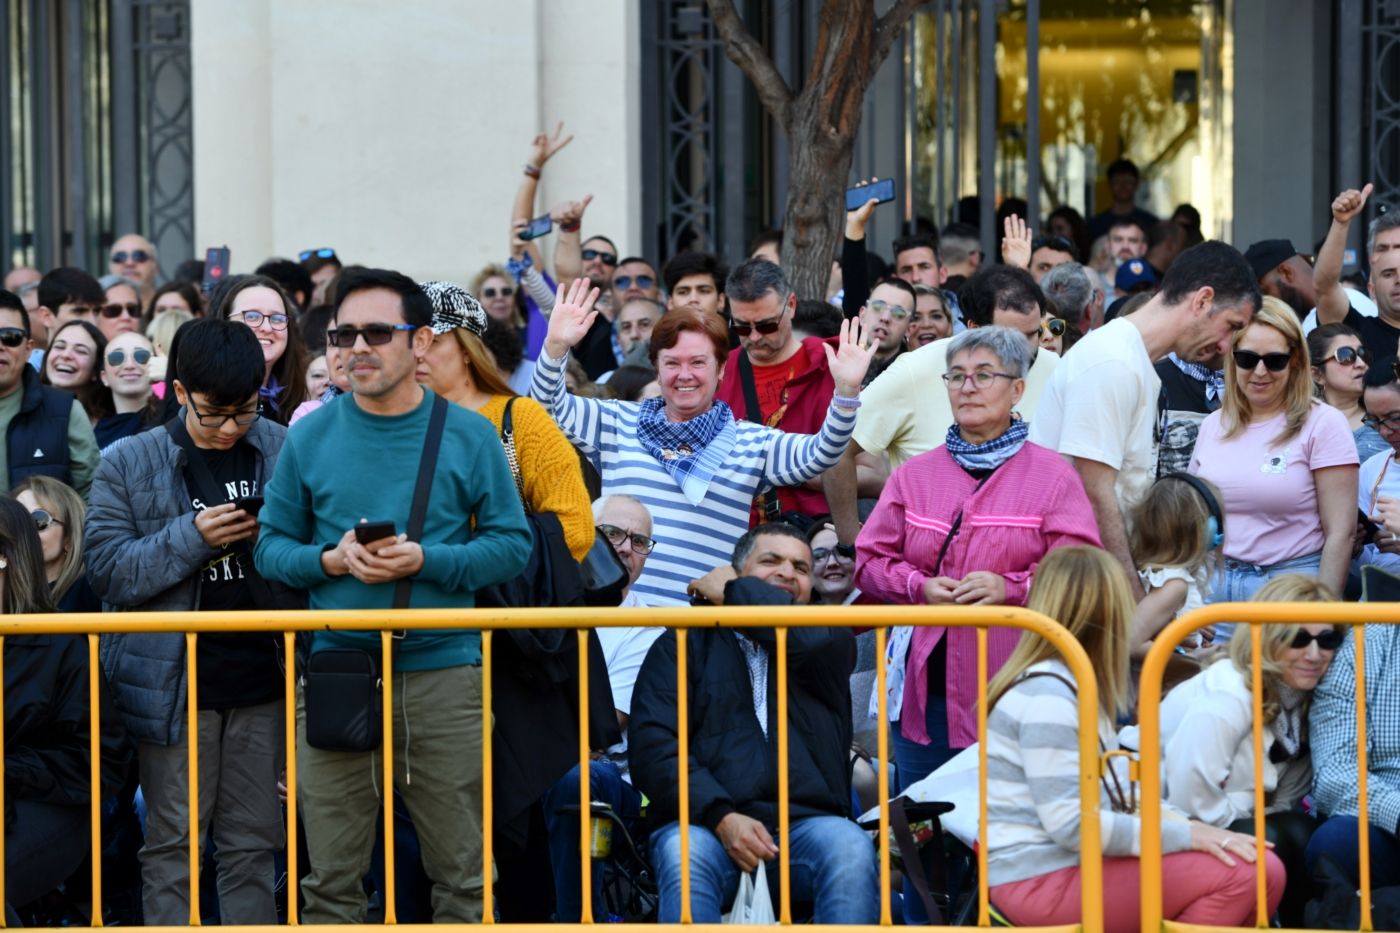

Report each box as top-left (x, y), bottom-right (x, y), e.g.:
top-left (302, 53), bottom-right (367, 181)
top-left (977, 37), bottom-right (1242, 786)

top-left (481, 286), bottom-right (516, 299)
top-left (613, 275), bottom-right (655, 292)
top-left (812, 546), bottom-right (855, 564)
top-left (1362, 412), bottom-right (1400, 431)
top-left (110, 249), bottom-right (152, 264)
top-left (1043, 318), bottom-right (1067, 337)
top-left (0, 327), bottom-right (28, 348)
top-left (865, 298), bottom-right (911, 320)
top-left (582, 248), bottom-right (618, 266)
top-left (1321, 345), bottom-right (1371, 366)
top-left (188, 395), bottom-right (261, 428)
top-left (31, 509), bottom-right (62, 532)
top-left (101, 302), bottom-right (141, 319)
top-left (107, 347), bottom-right (152, 367)
top-left (231, 309), bottom-right (290, 331)
top-left (597, 523), bottom-right (655, 555)
top-left (1031, 235), bottom-right (1077, 257)
top-left (327, 323), bottom-right (418, 347)
top-left (731, 316), bottom-right (784, 337)
top-left (1232, 350), bottom-right (1292, 372)
top-left (298, 248), bottom-right (337, 262)
top-left (1290, 628), bottom-right (1344, 651)
top-left (941, 370), bottom-right (1018, 389)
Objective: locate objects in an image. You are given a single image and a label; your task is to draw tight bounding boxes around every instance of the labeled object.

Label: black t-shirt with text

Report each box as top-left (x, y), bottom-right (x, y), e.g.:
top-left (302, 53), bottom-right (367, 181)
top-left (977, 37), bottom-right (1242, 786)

top-left (187, 442), bottom-right (280, 711)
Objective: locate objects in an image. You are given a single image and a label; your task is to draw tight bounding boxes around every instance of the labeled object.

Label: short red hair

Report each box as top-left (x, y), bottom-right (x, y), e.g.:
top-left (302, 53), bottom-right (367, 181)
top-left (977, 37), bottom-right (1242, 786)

top-left (648, 307), bottom-right (728, 368)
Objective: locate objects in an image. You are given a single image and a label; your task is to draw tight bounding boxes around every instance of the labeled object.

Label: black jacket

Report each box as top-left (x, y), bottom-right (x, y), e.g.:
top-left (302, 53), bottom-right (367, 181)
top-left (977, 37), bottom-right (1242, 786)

top-left (7, 365), bottom-right (77, 490)
top-left (629, 590), bottom-right (856, 832)
top-left (6, 634), bottom-right (129, 817)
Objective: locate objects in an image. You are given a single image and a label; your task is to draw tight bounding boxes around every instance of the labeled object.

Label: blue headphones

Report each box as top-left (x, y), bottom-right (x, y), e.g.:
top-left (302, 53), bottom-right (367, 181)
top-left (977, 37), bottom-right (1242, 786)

top-left (1162, 472), bottom-right (1224, 551)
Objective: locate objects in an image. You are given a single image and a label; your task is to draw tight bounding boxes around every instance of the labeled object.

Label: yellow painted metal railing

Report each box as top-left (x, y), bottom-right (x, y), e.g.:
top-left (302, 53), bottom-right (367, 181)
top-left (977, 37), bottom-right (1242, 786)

top-left (0, 604), bottom-right (1102, 931)
top-left (1138, 603), bottom-right (1393, 933)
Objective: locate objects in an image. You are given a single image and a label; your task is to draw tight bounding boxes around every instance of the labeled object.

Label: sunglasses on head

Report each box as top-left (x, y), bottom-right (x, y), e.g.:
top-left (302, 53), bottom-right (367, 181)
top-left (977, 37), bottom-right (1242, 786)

top-left (731, 317), bottom-right (783, 337)
top-left (110, 249), bottom-right (152, 264)
top-left (0, 327), bottom-right (27, 348)
top-left (1322, 345), bottom-right (1370, 366)
top-left (1291, 628), bottom-right (1344, 651)
top-left (481, 285), bottom-right (516, 299)
top-left (613, 275), bottom-right (655, 292)
top-left (327, 323), bottom-right (418, 347)
top-left (582, 248), bottom-right (618, 266)
top-left (101, 302), bottom-right (141, 319)
top-left (1233, 349), bottom-right (1292, 372)
top-left (31, 509), bottom-right (62, 532)
top-left (1043, 317), bottom-right (1067, 337)
top-left (1031, 234), bottom-right (1077, 257)
top-left (298, 248), bottom-right (337, 262)
top-left (107, 347), bottom-right (152, 367)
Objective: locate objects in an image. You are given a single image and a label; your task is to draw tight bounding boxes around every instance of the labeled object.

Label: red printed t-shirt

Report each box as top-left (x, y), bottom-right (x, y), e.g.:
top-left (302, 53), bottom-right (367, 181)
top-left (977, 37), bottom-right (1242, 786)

top-left (750, 358), bottom-right (800, 425)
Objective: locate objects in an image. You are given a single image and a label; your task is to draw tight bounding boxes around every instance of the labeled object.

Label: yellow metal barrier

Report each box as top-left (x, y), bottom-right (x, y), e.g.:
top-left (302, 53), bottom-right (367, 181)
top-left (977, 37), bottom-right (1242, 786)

top-left (0, 604), bottom-right (1101, 931)
top-left (1138, 602), bottom-right (1395, 933)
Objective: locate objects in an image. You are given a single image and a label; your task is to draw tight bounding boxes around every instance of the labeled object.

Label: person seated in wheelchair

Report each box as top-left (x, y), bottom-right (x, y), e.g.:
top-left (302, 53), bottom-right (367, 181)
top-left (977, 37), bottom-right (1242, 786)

top-left (543, 494), bottom-right (662, 921)
top-left (629, 522), bottom-right (879, 924)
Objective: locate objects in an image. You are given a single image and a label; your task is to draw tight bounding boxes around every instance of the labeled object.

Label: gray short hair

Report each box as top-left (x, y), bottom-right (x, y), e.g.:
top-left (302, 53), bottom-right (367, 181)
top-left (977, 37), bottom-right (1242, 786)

top-left (1369, 210), bottom-right (1400, 258)
top-left (1040, 262), bottom-right (1096, 319)
top-left (100, 273), bottom-right (142, 293)
top-left (945, 325), bottom-right (1032, 378)
top-left (725, 258), bottom-right (792, 305)
top-left (592, 494), bottom-right (651, 526)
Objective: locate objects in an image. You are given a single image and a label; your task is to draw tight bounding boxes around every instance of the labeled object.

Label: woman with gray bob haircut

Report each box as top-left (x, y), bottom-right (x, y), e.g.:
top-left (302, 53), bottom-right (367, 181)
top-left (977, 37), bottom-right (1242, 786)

top-left (944, 325), bottom-right (1031, 379)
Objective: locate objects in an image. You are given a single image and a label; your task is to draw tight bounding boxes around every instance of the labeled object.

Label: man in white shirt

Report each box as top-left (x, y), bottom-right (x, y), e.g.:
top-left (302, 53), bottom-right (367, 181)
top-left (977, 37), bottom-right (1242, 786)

top-left (1029, 240), bottom-right (1260, 598)
top-left (1359, 368), bottom-right (1400, 574)
top-left (544, 494), bottom-right (659, 921)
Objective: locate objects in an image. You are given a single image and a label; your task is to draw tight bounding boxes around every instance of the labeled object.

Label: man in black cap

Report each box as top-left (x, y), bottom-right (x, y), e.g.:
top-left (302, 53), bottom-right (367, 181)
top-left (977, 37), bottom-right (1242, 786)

top-left (1243, 238), bottom-right (1319, 319)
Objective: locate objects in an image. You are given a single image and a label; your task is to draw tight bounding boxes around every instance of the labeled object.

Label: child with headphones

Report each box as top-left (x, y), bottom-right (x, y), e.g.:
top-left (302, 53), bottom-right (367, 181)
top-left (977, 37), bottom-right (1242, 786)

top-left (1128, 473), bottom-right (1226, 657)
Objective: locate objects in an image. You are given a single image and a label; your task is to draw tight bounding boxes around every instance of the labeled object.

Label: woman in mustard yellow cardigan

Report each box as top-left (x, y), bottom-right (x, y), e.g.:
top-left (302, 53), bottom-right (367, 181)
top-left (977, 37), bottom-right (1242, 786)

top-left (416, 280), bottom-right (594, 561)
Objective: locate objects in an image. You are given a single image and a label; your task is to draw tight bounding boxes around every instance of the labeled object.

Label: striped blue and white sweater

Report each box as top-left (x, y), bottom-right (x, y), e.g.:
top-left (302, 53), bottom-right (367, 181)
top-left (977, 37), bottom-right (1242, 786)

top-left (986, 660), bottom-right (1192, 887)
top-left (531, 349), bottom-right (856, 606)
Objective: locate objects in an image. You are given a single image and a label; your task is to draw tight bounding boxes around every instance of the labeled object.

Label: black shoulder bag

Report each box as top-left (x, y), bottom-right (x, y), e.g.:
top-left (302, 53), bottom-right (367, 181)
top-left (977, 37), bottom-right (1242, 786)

top-left (303, 395), bottom-right (448, 753)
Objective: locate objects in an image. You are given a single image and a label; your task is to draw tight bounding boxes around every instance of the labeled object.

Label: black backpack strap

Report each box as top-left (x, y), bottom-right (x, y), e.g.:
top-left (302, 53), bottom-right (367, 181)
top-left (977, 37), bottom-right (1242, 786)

top-left (394, 394), bottom-right (449, 611)
top-left (737, 352), bottom-right (763, 424)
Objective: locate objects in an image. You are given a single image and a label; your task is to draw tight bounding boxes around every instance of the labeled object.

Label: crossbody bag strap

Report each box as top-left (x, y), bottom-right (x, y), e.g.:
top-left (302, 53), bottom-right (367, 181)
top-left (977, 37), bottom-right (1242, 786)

top-left (497, 396), bottom-right (529, 510)
top-left (393, 394), bottom-right (449, 613)
top-left (890, 796), bottom-right (945, 924)
top-left (737, 352), bottom-right (763, 424)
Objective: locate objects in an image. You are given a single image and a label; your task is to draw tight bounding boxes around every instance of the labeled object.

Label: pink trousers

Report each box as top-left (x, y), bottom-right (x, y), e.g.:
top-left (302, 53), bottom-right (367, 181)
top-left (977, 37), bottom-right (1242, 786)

top-left (990, 851), bottom-right (1286, 933)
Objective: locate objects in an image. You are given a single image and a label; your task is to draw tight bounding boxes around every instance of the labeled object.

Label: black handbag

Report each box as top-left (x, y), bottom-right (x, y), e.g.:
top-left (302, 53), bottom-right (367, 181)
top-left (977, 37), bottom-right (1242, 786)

top-left (303, 395), bottom-right (448, 753)
top-left (477, 397), bottom-right (627, 608)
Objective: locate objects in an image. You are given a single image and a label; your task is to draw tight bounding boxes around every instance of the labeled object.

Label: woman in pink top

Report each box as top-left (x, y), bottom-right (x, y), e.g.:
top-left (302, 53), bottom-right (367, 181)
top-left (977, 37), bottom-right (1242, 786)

top-left (855, 327), bottom-right (1101, 830)
top-left (1190, 297), bottom-right (1358, 611)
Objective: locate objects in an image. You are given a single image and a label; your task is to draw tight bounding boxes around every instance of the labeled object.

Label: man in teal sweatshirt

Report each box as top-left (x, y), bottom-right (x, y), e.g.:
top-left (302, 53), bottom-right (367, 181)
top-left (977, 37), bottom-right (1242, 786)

top-left (255, 267), bottom-right (530, 923)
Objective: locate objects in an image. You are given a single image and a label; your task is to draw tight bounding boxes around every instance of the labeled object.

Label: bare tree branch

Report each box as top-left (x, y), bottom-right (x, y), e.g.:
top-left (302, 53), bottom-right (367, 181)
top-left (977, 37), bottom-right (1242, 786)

top-left (706, 0), bottom-right (794, 125)
top-left (869, 0), bottom-right (929, 83)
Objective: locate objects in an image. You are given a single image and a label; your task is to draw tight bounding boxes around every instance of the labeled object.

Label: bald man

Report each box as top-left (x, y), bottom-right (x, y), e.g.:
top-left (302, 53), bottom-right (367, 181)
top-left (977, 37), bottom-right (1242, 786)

top-left (109, 233), bottom-right (159, 306)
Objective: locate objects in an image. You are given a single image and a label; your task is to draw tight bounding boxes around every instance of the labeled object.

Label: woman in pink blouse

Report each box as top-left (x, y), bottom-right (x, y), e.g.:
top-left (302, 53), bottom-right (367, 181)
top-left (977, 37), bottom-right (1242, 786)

top-left (855, 326), bottom-right (1101, 809)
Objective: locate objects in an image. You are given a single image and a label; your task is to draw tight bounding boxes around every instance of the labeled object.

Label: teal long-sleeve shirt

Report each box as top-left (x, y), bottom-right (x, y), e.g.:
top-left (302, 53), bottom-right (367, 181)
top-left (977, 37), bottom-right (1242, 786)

top-left (254, 390), bottom-right (532, 670)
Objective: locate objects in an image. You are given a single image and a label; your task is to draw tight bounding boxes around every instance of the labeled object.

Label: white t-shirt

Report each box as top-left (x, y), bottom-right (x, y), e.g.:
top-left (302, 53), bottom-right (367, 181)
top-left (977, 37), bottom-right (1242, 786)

top-left (1028, 317), bottom-right (1161, 515)
top-left (596, 593), bottom-right (664, 781)
top-left (1301, 287), bottom-right (1378, 335)
top-left (1358, 447), bottom-right (1400, 574)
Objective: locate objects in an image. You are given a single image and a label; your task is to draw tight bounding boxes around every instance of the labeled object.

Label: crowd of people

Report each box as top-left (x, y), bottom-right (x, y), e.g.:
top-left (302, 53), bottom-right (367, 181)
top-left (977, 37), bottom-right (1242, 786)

top-left (0, 125), bottom-right (1396, 930)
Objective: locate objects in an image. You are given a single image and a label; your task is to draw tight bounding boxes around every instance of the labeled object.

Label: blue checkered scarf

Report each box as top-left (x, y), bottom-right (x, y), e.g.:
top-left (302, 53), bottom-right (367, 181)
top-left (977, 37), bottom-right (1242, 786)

top-left (944, 418), bottom-right (1029, 471)
top-left (635, 397), bottom-right (738, 505)
top-left (1170, 353), bottom-right (1226, 403)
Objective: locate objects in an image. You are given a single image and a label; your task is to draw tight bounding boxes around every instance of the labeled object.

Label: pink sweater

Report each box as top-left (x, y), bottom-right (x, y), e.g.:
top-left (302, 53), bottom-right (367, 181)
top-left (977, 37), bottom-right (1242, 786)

top-left (854, 442), bottom-right (1101, 747)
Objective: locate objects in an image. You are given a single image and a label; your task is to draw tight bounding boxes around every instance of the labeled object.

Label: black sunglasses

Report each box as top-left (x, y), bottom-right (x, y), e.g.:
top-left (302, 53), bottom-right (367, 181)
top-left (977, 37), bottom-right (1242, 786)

top-left (101, 302), bottom-right (141, 319)
top-left (327, 323), bottom-right (418, 347)
top-left (1291, 628), bottom-right (1344, 651)
top-left (1322, 345), bottom-right (1370, 367)
top-left (110, 249), bottom-right (152, 264)
top-left (1043, 318), bottom-right (1067, 337)
top-left (481, 286), bottom-right (515, 299)
top-left (0, 327), bottom-right (27, 348)
top-left (298, 248), bottom-right (337, 262)
top-left (31, 509), bottom-right (62, 532)
top-left (582, 248), bottom-right (618, 266)
top-left (614, 275), bottom-right (655, 291)
top-left (1233, 350), bottom-right (1291, 372)
top-left (107, 347), bottom-right (152, 367)
top-left (732, 317), bottom-right (783, 337)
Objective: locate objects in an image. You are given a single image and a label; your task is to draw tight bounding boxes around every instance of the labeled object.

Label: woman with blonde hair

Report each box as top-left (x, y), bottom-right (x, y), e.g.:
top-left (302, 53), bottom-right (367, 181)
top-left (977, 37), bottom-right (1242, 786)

top-left (11, 476), bottom-right (99, 612)
top-left (1125, 573), bottom-right (1339, 925)
top-left (472, 263), bottom-right (526, 332)
top-left (415, 281), bottom-right (593, 560)
top-left (1190, 295), bottom-right (1357, 606)
top-left (985, 546), bottom-right (1284, 931)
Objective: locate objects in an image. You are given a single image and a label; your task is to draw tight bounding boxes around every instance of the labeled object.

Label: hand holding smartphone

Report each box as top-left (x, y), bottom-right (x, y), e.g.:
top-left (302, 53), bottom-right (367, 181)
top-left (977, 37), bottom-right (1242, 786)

top-left (354, 520), bottom-right (398, 546)
top-left (845, 178), bottom-right (896, 212)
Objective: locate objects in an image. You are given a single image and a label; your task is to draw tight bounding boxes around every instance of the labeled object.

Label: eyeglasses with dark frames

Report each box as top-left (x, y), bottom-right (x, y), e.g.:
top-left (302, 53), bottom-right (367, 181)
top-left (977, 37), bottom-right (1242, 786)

top-left (230, 310), bottom-right (290, 331)
top-left (1290, 628), bottom-right (1344, 651)
top-left (101, 302), bottom-right (142, 319)
top-left (731, 317), bottom-right (783, 338)
top-left (1232, 350), bottom-right (1291, 372)
top-left (187, 396), bottom-right (261, 429)
top-left (941, 370), bottom-right (1018, 389)
top-left (597, 523), bottom-right (655, 555)
top-left (327, 323), bottom-right (418, 348)
top-left (582, 248), bottom-right (618, 266)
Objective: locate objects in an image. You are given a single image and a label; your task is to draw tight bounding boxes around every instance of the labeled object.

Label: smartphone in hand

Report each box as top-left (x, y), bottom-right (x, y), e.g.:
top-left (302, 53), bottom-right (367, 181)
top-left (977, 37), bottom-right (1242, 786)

top-left (519, 214), bottom-right (553, 241)
top-left (354, 521), bottom-right (398, 545)
top-left (845, 178), bottom-right (896, 212)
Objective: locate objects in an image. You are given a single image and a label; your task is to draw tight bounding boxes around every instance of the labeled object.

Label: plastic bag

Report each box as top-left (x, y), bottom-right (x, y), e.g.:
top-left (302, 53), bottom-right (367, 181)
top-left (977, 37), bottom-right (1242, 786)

top-left (723, 860), bottom-right (777, 924)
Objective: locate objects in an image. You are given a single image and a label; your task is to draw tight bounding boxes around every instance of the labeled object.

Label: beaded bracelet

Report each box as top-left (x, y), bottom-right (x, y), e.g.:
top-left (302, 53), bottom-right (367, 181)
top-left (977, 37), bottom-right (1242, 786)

top-left (523, 164), bottom-right (542, 179)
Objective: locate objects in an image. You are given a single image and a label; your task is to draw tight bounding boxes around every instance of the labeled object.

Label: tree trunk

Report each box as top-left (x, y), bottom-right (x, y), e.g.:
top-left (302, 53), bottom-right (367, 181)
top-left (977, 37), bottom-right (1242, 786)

top-left (780, 107), bottom-right (853, 301)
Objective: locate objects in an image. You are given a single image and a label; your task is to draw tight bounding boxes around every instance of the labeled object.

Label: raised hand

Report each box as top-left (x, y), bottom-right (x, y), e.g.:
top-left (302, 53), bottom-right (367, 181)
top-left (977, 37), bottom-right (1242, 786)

top-left (528, 121), bottom-right (574, 168)
top-left (510, 218), bottom-right (529, 260)
top-left (845, 177), bottom-right (881, 240)
top-left (551, 194), bottom-right (594, 227)
top-left (1333, 183), bottom-right (1374, 225)
top-left (1002, 214), bottom-right (1032, 269)
top-left (544, 277), bottom-right (602, 360)
top-left (824, 315), bottom-right (877, 398)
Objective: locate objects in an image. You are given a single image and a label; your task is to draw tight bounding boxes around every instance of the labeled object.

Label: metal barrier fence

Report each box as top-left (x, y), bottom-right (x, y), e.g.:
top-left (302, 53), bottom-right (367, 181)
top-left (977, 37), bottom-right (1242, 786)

top-left (1137, 602), bottom-right (1392, 933)
top-left (0, 604), bottom-right (1101, 931)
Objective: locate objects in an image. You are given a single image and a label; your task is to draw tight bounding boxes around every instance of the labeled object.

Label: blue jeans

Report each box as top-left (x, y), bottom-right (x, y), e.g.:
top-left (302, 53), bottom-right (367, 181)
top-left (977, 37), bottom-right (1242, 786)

top-left (892, 695), bottom-right (956, 924)
top-left (1304, 816), bottom-right (1400, 889)
top-left (651, 816), bottom-right (879, 923)
top-left (1209, 551), bottom-right (1322, 642)
top-left (542, 759), bottom-right (642, 921)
